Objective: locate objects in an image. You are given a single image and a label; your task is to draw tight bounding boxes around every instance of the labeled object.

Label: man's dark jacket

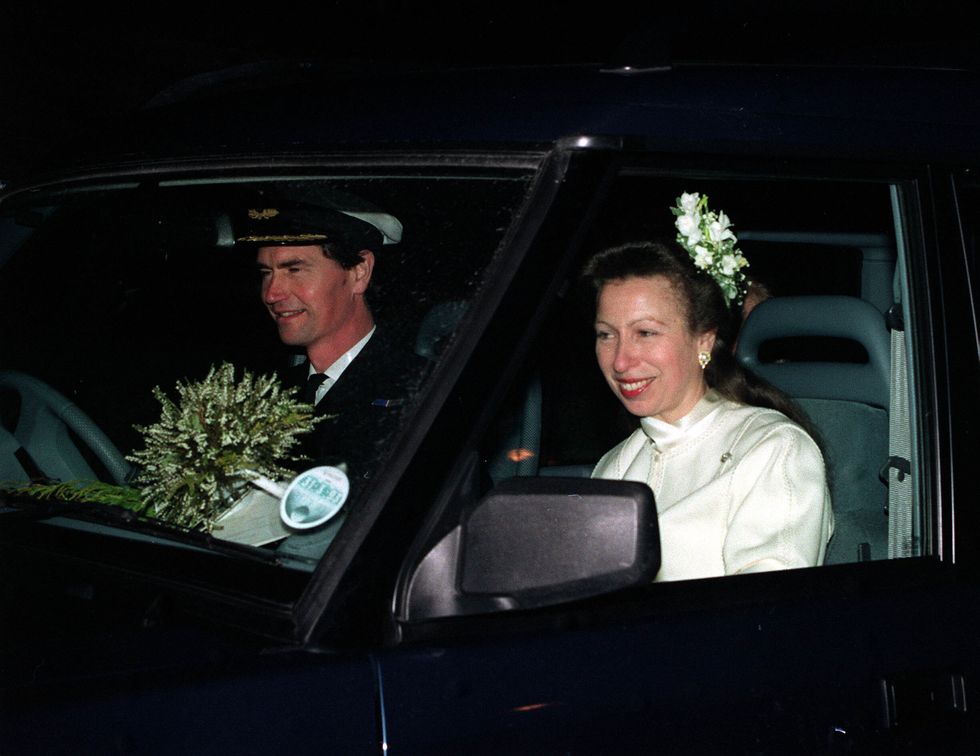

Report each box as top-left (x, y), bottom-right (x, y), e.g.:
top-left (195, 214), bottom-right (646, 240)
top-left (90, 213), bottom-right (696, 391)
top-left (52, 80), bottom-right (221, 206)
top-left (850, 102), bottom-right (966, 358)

top-left (281, 329), bottom-right (429, 484)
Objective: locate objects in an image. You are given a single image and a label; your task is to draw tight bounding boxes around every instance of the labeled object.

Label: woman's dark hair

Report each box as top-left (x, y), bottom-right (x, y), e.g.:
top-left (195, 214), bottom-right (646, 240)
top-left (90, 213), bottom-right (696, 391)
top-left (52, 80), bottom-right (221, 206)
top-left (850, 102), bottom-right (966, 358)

top-left (582, 240), bottom-right (817, 434)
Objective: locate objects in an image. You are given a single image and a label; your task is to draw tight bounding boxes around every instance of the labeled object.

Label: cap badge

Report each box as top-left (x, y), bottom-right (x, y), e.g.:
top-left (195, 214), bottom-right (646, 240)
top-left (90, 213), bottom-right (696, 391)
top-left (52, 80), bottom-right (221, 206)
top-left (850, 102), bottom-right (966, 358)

top-left (247, 208), bottom-right (280, 220)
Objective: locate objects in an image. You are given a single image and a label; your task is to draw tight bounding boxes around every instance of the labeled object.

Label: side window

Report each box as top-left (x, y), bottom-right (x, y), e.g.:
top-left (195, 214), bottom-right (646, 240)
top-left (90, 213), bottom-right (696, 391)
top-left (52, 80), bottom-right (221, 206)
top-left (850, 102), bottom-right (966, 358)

top-left (404, 170), bottom-right (927, 622)
top-left (527, 176), bottom-right (908, 568)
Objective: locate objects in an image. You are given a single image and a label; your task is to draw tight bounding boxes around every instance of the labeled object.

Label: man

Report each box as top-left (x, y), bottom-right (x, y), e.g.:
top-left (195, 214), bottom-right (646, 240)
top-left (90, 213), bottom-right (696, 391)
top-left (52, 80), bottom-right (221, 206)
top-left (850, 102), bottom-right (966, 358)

top-left (236, 198), bottom-right (427, 483)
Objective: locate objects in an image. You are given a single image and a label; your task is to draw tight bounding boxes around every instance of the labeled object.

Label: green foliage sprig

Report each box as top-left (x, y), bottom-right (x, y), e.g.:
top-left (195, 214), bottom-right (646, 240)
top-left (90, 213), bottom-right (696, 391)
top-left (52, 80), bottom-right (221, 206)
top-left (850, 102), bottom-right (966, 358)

top-left (2, 480), bottom-right (146, 511)
top-left (126, 363), bottom-right (319, 530)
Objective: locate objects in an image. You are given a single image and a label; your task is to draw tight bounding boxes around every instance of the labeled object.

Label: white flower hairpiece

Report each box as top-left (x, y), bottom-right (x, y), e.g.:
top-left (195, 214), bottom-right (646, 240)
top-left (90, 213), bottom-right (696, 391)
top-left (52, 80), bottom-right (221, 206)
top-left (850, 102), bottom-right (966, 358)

top-left (671, 192), bottom-right (749, 306)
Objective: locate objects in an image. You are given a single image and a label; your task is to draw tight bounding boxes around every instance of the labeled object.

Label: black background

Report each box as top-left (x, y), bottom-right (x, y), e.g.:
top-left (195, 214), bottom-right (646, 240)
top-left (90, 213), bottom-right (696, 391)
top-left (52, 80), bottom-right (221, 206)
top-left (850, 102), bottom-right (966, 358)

top-left (2, 1), bottom-right (977, 178)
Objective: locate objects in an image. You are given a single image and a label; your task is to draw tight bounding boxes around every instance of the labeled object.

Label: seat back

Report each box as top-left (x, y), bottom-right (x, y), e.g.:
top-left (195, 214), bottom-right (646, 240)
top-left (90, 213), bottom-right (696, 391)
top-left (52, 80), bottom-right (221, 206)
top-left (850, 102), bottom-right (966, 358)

top-left (414, 300), bottom-right (469, 361)
top-left (415, 300), bottom-right (542, 481)
top-left (736, 296), bottom-right (890, 563)
top-left (487, 377), bottom-right (543, 481)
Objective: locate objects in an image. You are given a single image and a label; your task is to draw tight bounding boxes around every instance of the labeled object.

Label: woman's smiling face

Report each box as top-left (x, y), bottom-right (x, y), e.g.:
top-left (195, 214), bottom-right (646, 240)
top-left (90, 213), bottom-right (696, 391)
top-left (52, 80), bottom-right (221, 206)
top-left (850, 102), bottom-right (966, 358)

top-left (595, 275), bottom-right (716, 423)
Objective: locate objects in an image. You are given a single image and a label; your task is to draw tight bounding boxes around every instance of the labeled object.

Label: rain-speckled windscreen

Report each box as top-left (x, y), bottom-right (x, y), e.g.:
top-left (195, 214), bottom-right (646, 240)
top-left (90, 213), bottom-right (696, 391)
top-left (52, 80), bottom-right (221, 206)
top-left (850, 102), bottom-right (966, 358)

top-left (0, 169), bottom-right (534, 569)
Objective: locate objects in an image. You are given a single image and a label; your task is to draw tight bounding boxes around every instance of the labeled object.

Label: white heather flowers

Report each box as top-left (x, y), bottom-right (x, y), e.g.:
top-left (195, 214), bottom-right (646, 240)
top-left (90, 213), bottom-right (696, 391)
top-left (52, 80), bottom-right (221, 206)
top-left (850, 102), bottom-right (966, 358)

top-left (127, 363), bottom-right (321, 530)
top-left (671, 192), bottom-right (749, 305)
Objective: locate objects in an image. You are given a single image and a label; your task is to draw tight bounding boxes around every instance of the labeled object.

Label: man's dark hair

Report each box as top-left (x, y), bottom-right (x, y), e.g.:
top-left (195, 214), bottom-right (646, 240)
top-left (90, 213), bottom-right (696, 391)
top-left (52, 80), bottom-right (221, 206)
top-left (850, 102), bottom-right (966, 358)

top-left (322, 240), bottom-right (370, 270)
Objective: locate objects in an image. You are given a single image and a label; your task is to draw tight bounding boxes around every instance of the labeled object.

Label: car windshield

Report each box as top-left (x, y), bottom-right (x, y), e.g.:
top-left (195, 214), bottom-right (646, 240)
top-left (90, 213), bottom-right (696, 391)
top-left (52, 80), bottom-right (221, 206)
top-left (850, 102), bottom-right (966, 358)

top-left (0, 168), bottom-right (534, 572)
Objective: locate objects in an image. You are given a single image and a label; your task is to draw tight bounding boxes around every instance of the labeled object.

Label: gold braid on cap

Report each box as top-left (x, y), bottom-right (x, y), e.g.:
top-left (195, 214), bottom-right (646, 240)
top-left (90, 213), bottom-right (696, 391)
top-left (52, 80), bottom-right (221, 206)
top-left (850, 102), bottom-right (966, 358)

top-left (236, 233), bottom-right (329, 243)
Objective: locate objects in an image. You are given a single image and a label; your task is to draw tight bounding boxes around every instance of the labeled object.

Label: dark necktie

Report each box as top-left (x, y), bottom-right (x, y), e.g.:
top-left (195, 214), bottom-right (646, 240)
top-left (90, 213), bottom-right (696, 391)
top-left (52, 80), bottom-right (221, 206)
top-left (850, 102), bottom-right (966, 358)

top-left (301, 373), bottom-right (328, 405)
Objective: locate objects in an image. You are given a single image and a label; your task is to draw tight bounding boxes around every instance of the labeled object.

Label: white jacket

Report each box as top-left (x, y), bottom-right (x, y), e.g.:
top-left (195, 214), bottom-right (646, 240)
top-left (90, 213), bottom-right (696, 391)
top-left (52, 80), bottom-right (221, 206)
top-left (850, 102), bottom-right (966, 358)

top-left (593, 390), bottom-right (834, 582)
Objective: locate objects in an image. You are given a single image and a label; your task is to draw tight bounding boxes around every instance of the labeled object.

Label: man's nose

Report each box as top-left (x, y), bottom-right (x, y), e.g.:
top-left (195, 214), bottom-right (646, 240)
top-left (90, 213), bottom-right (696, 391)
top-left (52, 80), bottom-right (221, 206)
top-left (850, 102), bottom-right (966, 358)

top-left (263, 271), bottom-right (286, 303)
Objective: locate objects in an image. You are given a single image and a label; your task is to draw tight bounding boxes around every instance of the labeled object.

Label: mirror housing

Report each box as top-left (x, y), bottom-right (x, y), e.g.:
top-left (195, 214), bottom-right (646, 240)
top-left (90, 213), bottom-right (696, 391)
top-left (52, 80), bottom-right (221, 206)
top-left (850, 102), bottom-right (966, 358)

top-left (403, 477), bottom-right (660, 622)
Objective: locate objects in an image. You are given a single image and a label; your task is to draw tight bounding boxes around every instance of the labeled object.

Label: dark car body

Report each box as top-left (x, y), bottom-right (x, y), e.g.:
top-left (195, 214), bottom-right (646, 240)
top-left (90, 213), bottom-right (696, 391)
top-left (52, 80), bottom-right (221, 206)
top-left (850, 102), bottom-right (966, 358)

top-left (2, 59), bottom-right (979, 754)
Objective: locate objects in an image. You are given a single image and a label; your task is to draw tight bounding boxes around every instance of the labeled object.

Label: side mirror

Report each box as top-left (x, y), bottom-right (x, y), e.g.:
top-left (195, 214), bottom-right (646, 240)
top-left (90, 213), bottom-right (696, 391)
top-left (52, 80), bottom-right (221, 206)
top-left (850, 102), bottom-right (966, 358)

top-left (403, 477), bottom-right (660, 622)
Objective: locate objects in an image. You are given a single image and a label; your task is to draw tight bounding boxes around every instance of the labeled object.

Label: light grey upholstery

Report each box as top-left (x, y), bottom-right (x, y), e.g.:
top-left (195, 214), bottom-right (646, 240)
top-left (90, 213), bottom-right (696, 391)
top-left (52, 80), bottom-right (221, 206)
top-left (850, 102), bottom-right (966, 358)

top-left (736, 296), bottom-right (890, 564)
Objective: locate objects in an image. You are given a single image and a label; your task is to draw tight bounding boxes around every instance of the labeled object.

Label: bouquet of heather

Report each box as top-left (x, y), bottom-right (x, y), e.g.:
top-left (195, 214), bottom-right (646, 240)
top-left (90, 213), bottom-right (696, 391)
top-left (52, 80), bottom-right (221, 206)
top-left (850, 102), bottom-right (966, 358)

top-left (127, 363), bottom-right (319, 530)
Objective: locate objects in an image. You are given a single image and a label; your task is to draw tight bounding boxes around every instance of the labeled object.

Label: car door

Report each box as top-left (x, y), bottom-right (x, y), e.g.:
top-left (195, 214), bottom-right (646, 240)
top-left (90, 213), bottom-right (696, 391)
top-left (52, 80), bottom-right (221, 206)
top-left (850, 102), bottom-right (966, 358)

top-left (367, 150), bottom-right (980, 754)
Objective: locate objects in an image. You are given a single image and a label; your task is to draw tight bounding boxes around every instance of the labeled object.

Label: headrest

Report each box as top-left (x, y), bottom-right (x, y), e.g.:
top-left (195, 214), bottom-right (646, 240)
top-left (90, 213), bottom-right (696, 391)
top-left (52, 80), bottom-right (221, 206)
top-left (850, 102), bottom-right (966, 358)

top-left (736, 296), bottom-right (890, 409)
top-left (415, 300), bottom-right (468, 360)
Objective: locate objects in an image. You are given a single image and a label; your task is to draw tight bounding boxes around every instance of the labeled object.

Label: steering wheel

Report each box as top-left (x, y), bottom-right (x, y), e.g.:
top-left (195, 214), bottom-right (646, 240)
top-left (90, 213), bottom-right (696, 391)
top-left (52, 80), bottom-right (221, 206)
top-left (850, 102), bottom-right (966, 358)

top-left (0, 370), bottom-right (131, 485)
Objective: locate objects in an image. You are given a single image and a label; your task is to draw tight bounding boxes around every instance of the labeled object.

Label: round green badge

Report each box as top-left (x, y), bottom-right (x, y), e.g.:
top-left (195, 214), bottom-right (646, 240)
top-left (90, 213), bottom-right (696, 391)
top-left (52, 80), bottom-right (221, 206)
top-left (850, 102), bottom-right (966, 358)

top-left (279, 466), bottom-right (350, 530)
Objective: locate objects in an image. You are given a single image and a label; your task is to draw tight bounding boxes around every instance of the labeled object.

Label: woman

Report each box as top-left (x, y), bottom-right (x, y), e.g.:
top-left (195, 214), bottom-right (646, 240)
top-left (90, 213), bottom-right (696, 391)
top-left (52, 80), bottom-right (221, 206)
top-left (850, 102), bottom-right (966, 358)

top-left (586, 196), bottom-right (833, 581)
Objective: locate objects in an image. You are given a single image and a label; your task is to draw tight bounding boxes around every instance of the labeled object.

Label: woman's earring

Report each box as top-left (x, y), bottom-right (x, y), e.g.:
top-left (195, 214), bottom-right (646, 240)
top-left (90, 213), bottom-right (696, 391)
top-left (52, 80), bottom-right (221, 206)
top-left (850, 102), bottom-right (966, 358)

top-left (698, 351), bottom-right (712, 370)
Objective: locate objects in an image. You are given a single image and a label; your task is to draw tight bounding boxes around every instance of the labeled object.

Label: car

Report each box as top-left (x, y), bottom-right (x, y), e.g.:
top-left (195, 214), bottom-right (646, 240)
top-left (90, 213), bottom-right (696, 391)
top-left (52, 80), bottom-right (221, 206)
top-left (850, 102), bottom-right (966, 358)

top-left (2, 55), bottom-right (979, 754)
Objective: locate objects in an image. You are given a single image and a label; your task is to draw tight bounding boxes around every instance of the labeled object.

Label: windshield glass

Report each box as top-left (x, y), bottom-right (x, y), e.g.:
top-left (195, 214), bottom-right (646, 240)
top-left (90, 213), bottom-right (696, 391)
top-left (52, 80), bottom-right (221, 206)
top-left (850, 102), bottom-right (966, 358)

top-left (0, 169), bottom-right (533, 573)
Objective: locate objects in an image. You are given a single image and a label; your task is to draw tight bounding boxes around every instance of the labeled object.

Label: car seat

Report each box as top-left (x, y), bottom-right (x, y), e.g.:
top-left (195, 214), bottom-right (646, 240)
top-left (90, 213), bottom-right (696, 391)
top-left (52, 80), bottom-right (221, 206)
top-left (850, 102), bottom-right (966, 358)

top-left (415, 300), bottom-right (543, 481)
top-left (736, 296), bottom-right (891, 564)
top-left (413, 300), bottom-right (469, 362)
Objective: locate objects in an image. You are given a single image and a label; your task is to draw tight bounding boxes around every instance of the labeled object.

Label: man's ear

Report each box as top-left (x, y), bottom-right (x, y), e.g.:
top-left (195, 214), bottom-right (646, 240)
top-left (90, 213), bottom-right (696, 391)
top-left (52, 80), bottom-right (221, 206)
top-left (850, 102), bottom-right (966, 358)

top-left (350, 250), bottom-right (375, 294)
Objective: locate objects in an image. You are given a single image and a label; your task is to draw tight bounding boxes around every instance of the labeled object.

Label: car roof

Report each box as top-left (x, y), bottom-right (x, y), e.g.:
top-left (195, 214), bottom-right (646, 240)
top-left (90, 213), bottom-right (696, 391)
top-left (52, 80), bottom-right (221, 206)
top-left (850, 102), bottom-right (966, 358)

top-left (13, 60), bottom-right (980, 182)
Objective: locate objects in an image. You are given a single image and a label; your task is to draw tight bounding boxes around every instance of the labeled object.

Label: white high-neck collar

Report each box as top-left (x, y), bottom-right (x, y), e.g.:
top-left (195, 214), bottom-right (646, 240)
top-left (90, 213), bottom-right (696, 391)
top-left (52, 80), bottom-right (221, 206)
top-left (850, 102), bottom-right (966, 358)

top-left (639, 389), bottom-right (725, 449)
